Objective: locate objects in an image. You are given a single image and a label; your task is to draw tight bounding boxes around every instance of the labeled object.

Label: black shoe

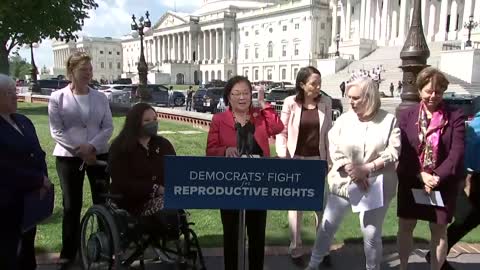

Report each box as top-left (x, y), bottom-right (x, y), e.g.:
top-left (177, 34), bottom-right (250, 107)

top-left (291, 256), bottom-right (307, 268)
top-left (321, 254), bottom-right (332, 267)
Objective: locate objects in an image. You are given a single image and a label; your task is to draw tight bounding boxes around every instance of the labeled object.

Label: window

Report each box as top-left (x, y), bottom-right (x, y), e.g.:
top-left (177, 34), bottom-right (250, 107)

top-left (108, 51), bottom-right (112, 55)
top-left (282, 25), bottom-right (287, 31)
top-left (100, 62), bottom-right (105, 69)
top-left (282, 45), bottom-right (287, 57)
top-left (269, 28), bottom-right (273, 33)
top-left (295, 23), bottom-right (299, 29)
top-left (117, 62), bottom-right (121, 69)
top-left (100, 50), bottom-right (104, 54)
top-left (294, 44), bottom-right (299, 56)
top-left (281, 69), bottom-right (286, 80)
top-left (268, 41), bottom-right (273, 58)
top-left (245, 31), bottom-right (249, 36)
top-left (255, 47), bottom-right (259, 59)
top-left (293, 68), bottom-right (299, 78)
top-left (255, 30), bottom-right (259, 35)
top-left (254, 70), bottom-right (259, 80)
top-left (321, 23), bottom-right (325, 30)
top-left (244, 70), bottom-right (249, 78)
top-left (109, 62), bottom-right (112, 69)
top-left (267, 69), bottom-right (272, 80)
top-left (117, 52), bottom-right (120, 56)
top-left (245, 48), bottom-right (249, 59)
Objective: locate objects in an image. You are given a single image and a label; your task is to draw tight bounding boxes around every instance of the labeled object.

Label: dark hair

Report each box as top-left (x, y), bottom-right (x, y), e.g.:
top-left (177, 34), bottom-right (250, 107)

top-left (294, 66), bottom-right (321, 104)
top-left (416, 67), bottom-right (449, 92)
top-left (110, 103), bottom-right (156, 154)
top-left (223, 75), bottom-right (253, 107)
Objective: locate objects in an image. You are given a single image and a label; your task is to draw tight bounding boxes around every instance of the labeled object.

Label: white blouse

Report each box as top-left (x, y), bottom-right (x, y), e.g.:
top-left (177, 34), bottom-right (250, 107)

top-left (327, 109), bottom-right (401, 200)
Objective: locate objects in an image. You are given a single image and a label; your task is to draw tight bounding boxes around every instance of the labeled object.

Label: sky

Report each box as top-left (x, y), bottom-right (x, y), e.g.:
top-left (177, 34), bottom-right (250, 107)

top-left (17, 0), bottom-right (203, 69)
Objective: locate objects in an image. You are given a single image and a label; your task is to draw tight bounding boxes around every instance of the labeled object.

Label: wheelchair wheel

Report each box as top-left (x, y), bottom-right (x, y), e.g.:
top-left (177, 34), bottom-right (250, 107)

top-left (80, 205), bottom-right (127, 270)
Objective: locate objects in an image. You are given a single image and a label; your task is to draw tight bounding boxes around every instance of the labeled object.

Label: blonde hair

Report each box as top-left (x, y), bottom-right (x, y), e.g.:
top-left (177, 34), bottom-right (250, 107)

top-left (66, 51), bottom-right (91, 80)
top-left (416, 67), bottom-right (449, 93)
top-left (346, 77), bottom-right (381, 119)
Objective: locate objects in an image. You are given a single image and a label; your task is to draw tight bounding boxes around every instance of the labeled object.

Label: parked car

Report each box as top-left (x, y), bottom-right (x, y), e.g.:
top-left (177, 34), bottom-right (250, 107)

top-left (443, 93), bottom-right (480, 123)
top-left (193, 87), bottom-right (224, 113)
top-left (128, 84), bottom-right (186, 107)
top-left (113, 78), bottom-right (133, 84)
top-left (266, 82), bottom-right (293, 92)
top-left (98, 84), bottom-right (132, 110)
top-left (265, 87), bottom-right (344, 120)
top-left (35, 79), bottom-right (70, 95)
top-left (203, 80), bottom-right (227, 89)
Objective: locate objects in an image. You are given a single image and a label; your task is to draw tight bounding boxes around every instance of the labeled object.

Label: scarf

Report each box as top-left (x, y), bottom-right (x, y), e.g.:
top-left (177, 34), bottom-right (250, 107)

top-left (417, 101), bottom-right (448, 173)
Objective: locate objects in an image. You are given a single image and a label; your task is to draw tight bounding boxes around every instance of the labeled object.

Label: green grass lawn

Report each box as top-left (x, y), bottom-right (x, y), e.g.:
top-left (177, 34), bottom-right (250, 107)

top-left (17, 103), bottom-right (480, 254)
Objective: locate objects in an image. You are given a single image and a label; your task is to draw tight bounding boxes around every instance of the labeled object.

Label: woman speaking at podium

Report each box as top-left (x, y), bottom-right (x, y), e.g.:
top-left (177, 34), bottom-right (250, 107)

top-left (206, 75), bottom-right (283, 270)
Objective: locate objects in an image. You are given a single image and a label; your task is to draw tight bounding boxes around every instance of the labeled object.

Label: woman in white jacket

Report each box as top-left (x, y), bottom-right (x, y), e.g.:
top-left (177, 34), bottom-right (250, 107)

top-left (305, 77), bottom-right (401, 270)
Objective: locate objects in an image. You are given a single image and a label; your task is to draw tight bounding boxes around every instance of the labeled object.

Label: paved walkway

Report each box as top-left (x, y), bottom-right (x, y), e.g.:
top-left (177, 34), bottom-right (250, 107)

top-left (37, 243), bottom-right (480, 269)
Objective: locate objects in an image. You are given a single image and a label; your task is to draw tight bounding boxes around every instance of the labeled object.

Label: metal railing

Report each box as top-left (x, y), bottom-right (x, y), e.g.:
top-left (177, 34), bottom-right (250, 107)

top-left (442, 42), bottom-right (462, 51)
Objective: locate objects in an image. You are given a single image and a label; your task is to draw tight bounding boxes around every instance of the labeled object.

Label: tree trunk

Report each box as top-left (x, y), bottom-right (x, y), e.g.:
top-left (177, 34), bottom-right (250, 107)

top-left (0, 46), bottom-right (10, 75)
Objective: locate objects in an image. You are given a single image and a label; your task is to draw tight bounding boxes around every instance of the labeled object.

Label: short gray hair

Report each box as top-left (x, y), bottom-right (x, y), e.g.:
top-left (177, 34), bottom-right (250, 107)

top-left (346, 77), bottom-right (381, 118)
top-left (0, 73), bottom-right (15, 93)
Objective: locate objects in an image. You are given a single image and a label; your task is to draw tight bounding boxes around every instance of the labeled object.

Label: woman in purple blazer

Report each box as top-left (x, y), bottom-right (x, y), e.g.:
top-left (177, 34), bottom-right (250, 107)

top-left (397, 67), bottom-right (465, 270)
top-left (48, 52), bottom-right (113, 268)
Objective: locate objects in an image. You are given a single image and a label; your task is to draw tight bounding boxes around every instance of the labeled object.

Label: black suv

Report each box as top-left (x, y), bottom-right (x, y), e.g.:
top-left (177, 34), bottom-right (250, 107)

top-left (129, 84), bottom-right (185, 106)
top-left (193, 87), bottom-right (224, 113)
top-left (265, 87), bottom-right (344, 120)
top-left (204, 80), bottom-right (227, 89)
top-left (36, 80), bottom-right (70, 95)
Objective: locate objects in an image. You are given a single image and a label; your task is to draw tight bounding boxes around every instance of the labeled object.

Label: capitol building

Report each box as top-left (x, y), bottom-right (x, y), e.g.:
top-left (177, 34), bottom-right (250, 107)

top-left (53, 0), bottom-right (480, 85)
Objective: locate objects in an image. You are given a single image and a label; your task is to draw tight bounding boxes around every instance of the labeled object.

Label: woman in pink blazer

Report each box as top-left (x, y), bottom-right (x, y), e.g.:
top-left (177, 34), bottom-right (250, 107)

top-left (275, 66), bottom-right (332, 266)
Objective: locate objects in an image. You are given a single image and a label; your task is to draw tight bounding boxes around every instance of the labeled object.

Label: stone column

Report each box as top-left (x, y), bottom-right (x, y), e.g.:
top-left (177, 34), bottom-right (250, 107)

top-left (216, 29), bottom-right (221, 63)
top-left (222, 28), bottom-right (227, 62)
top-left (183, 32), bottom-right (187, 62)
top-left (168, 35), bottom-right (172, 62)
top-left (345, 0), bottom-right (352, 39)
top-left (209, 30), bottom-right (214, 63)
top-left (397, 0), bottom-right (407, 41)
top-left (374, 0), bottom-right (381, 40)
top-left (154, 38), bottom-right (158, 66)
top-left (158, 36), bottom-right (163, 64)
top-left (462, 0), bottom-right (473, 38)
top-left (331, 0), bottom-right (338, 45)
top-left (435, 0), bottom-right (449, 41)
top-left (230, 29), bottom-right (235, 62)
top-left (427, 3), bottom-right (436, 41)
top-left (188, 32), bottom-right (193, 62)
top-left (360, 0), bottom-right (366, 38)
top-left (203, 31), bottom-right (208, 63)
top-left (475, 0), bottom-right (480, 22)
top-left (364, 0), bottom-right (371, 39)
top-left (197, 33), bottom-right (202, 62)
top-left (448, 1), bottom-right (458, 40)
top-left (164, 35), bottom-right (168, 62)
top-left (380, 0), bottom-right (389, 44)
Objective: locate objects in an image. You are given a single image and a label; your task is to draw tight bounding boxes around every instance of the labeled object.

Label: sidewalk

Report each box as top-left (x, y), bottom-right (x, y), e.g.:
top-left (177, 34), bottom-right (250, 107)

top-left (37, 243), bottom-right (480, 269)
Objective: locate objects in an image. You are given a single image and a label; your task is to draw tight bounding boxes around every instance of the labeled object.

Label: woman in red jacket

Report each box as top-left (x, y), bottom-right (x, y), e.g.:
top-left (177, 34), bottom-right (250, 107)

top-left (206, 75), bottom-right (283, 270)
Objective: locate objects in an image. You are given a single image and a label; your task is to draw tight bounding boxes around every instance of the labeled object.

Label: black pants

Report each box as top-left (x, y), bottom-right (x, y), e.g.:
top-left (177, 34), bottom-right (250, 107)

top-left (220, 210), bottom-right (267, 270)
top-left (446, 173), bottom-right (480, 253)
top-left (186, 99), bottom-right (192, 111)
top-left (56, 154), bottom-right (109, 261)
top-left (0, 202), bottom-right (36, 270)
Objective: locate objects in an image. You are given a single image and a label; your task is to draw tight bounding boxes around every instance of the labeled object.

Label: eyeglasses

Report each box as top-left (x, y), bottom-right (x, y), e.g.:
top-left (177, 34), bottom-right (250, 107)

top-left (230, 92), bottom-right (251, 98)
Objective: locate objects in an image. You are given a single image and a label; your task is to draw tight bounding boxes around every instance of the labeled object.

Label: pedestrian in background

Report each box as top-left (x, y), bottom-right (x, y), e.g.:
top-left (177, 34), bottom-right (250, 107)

top-left (305, 77), bottom-right (401, 270)
top-left (48, 51), bottom-right (113, 269)
top-left (396, 67), bottom-right (465, 270)
top-left (276, 66), bottom-right (332, 267)
top-left (206, 75), bottom-right (283, 270)
top-left (186, 85), bottom-right (194, 111)
top-left (0, 74), bottom-right (52, 270)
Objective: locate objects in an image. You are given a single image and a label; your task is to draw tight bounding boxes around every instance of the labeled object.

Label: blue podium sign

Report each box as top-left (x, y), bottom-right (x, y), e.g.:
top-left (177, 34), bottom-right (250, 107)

top-left (164, 156), bottom-right (327, 211)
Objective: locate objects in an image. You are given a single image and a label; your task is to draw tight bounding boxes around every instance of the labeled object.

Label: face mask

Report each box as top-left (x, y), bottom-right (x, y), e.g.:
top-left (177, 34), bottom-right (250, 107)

top-left (142, 121), bottom-right (158, 137)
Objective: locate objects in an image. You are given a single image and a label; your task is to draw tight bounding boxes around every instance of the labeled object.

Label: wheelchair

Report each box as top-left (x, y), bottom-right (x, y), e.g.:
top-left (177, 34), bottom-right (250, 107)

top-left (79, 162), bottom-right (206, 270)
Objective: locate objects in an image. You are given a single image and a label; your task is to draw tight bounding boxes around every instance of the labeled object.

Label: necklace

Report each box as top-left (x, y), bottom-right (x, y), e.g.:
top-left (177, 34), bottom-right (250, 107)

top-left (232, 111), bottom-right (250, 126)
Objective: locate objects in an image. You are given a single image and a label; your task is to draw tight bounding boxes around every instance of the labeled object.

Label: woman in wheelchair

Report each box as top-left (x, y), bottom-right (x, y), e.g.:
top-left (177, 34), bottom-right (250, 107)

top-left (80, 102), bottom-right (206, 270)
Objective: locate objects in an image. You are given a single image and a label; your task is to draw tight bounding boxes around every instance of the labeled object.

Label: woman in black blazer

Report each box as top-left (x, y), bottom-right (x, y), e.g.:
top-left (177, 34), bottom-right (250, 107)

top-left (0, 74), bottom-right (51, 270)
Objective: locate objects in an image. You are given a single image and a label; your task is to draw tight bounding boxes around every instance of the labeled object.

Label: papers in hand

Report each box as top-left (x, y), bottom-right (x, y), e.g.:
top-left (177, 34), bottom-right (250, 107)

top-left (348, 174), bottom-right (384, 213)
top-left (411, 188), bottom-right (445, 207)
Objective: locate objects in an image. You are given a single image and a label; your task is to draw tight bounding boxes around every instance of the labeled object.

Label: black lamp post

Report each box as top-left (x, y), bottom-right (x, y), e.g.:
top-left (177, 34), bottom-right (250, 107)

top-left (334, 33), bottom-right (340, 56)
top-left (131, 11), bottom-right (151, 100)
top-left (464, 15), bottom-right (478, 48)
top-left (28, 42), bottom-right (40, 93)
top-left (397, 0), bottom-right (430, 113)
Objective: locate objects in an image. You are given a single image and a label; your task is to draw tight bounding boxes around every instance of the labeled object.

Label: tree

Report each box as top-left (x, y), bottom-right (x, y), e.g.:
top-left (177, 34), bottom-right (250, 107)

top-left (9, 54), bottom-right (32, 79)
top-left (0, 0), bottom-right (98, 75)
